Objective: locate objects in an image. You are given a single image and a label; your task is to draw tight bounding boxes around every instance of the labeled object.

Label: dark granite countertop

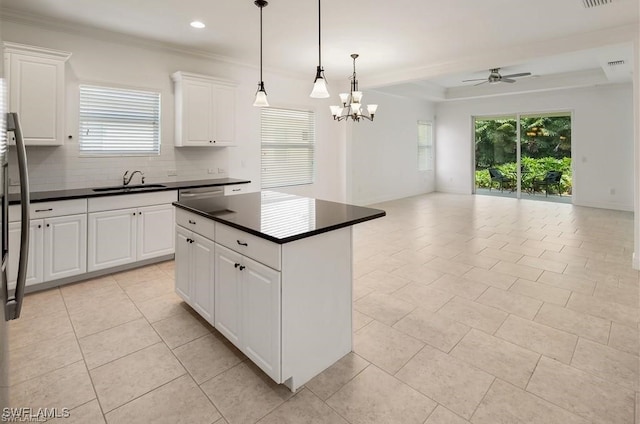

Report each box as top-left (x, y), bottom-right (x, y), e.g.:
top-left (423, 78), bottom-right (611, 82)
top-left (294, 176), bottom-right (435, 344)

top-left (9, 178), bottom-right (251, 204)
top-left (173, 190), bottom-right (386, 244)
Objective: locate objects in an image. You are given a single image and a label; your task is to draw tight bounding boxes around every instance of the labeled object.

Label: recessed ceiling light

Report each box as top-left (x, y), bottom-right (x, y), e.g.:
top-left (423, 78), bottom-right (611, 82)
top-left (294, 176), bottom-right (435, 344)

top-left (190, 21), bottom-right (206, 29)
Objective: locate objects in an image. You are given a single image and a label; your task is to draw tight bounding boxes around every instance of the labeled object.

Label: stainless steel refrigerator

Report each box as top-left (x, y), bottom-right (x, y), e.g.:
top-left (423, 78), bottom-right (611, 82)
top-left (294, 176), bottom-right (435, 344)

top-left (0, 108), bottom-right (31, 407)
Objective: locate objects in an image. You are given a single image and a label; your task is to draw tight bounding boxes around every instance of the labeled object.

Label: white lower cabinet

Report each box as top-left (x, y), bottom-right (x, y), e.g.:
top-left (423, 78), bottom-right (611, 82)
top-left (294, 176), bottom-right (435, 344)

top-left (88, 208), bottom-right (137, 271)
top-left (8, 214), bottom-right (86, 289)
top-left (8, 220), bottom-right (43, 289)
top-left (175, 225), bottom-right (215, 325)
top-left (137, 204), bottom-right (175, 261)
top-left (88, 202), bottom-right (175, 272)
top-left (44, 214), bottom-right (87, 281)
top-left (214, 243), bottom-right (281, 382)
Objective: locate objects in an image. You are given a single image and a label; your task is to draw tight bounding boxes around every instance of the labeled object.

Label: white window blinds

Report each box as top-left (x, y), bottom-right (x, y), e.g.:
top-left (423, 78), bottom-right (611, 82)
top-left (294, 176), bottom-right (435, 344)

top-left (79, 85), bottom-right (161, 155)
top-left (418, 120), bottom-right (433, 171)
top-left (261, 107), bottom-right (315, 189)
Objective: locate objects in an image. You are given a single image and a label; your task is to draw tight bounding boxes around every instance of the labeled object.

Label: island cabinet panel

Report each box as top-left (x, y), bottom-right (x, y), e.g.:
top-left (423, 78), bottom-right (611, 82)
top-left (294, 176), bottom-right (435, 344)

top-left (213, 244), bottom-right (242, 347)
top-left (280, 227), bottom-right (353, 391)
top-left (174, 226), bottom-right (192, 304)
top-left (239, 256), bottom-right (281, 382)
top-left (175, 225), bottom-right (215, 325)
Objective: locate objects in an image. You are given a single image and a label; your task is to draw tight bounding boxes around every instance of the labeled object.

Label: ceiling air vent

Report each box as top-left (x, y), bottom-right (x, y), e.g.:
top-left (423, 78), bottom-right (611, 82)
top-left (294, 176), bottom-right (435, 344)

top-left (607, 60), bottom-right (625, 66)
top-left (582, 0), bottom-right (612, 8)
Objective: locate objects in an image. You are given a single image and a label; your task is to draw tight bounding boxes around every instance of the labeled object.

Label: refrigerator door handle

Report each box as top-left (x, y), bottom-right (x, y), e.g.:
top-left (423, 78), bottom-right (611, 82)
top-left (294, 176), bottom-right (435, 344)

top-left (5, 113), bottom-right (29, 320)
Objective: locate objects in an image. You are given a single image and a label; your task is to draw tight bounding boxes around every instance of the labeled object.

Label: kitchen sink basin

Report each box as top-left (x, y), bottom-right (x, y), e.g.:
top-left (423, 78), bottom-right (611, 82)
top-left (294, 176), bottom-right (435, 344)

top-left (92, 184), bottom-right (167, 192)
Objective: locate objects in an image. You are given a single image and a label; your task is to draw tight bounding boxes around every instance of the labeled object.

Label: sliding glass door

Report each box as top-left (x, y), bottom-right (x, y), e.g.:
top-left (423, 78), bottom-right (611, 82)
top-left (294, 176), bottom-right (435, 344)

top-left (474, 112), bottom-right (572, 200)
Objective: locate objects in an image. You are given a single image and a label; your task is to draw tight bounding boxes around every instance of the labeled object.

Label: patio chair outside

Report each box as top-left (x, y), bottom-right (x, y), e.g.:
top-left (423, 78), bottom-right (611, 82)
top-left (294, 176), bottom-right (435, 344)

top-left (532, 170), bottom-right (563, 197)
top-left (488, 168), bottom-right (514, 192)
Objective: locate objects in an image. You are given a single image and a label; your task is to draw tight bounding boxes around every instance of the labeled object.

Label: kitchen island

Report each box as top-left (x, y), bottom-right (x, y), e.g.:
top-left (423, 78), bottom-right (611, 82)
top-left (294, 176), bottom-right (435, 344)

top-left (173, 191), bottom-right (385, 391)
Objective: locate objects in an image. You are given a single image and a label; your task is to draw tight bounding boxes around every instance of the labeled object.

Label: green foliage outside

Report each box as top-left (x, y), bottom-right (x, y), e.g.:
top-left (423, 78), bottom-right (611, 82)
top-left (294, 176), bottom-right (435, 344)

top-left (475, 115), bottom-right (572, 194)
top-left (475, 157), bottom-right (572, 194)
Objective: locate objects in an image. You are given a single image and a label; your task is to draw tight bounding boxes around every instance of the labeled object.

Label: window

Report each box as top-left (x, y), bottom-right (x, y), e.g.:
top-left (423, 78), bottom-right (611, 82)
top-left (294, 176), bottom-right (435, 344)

top-left (261, 107), bottom-right (315, 189)
top-left (79, 85), bottom-right (161, 155)
top-left (418, 120), bottom-right (433, 171)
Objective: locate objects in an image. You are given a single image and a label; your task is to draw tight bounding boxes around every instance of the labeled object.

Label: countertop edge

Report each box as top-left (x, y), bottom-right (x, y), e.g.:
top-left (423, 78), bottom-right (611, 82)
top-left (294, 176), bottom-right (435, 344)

top-left (9, 179), bottom-right (251, 204)
top-left (173, 202), bottom-right (386, 244)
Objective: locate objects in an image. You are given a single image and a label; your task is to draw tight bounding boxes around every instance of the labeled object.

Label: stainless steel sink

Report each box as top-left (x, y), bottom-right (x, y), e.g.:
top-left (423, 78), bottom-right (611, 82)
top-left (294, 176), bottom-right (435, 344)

top-left (92, 184), bottom-right (167, 192)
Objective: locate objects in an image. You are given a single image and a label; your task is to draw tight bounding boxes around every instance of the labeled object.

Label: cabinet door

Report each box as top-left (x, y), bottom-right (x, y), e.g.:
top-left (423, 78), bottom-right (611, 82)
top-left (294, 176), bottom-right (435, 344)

top-left (241, 256), bottom-right (281, 382)
top-left (174, 226), bottom-right (192, 304)
top-left (43, 214), bottom-right (87, 281)
top-left (8, 54), bottom-right (65, 146)
top-left (214, 244), bottom-right (242, 347)
top-left (88, 208), bottom-right (137, 272)
top-left (191, 233), bottom-right (215, 325)
top-left (137, 204), bottom-right (175, 261)
top-left (212, 85), bottom-right (235, 145)
top-left (7, 220), bottom-right (44, 289)
top-left (184, 79), bottom-right (214, 146)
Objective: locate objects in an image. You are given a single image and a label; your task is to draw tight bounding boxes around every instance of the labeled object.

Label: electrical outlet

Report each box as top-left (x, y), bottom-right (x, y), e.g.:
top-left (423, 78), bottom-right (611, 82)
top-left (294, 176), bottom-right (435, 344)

top-left (167, 169), bottom-right (177, 176)
top-left (218, 167), bottom-right (226, 174)
top-left (207, 168), bottom-right (215, 174)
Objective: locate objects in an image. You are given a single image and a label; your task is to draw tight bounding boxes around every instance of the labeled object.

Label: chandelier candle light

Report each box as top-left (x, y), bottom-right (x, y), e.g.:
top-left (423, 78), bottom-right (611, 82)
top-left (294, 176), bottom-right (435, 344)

top-left (253, 0), bottom-right (269, 107)
top-left (309, 0), bottom-right (329, 98)
top-left (330, 54), bottom-right (378, 122)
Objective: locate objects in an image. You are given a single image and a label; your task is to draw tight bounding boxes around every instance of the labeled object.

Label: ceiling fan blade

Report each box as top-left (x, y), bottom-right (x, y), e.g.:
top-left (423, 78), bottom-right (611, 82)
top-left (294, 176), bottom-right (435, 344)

top-left (474, 80), bottom-right (489, 86)
top-left (462, 78), bottom-right (487, 82)
top-left (501, 78), bottom-right (516, 83)
top-left (501, 72), bottom-right (531, 79)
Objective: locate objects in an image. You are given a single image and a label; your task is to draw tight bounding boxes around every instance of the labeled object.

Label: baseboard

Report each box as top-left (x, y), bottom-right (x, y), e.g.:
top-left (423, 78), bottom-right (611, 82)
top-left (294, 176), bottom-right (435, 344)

top-left (24, 254), bottom-right (175, 294)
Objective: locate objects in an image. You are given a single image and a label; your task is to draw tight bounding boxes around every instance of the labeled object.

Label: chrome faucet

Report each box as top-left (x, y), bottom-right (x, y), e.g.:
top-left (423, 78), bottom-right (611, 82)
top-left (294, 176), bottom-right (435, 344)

top-left (123, 170), bottom-right (145, 186)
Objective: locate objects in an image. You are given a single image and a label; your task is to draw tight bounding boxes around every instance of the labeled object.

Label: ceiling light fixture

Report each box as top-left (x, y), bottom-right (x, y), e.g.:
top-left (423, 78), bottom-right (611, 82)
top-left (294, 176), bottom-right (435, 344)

top-left (309, 0), bottom-right (329, 98)
top-left (253, 0), bottom-right (269, 107)
top-left (190, 21), bottom-right (206, 29)
top-left (330, 54), bottom-right (377, 122)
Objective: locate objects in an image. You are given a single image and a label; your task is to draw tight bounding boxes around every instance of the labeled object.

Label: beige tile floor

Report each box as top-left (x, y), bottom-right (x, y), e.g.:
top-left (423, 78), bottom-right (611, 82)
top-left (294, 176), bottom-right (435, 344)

top-left (7, 192), bottom-right (639, 423)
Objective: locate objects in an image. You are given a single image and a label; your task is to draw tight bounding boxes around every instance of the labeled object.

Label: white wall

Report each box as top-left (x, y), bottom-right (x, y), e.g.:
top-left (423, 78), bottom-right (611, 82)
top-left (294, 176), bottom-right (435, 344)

top-left (435, 83), bottom-right (635, 211)
top-left (2, 19), bottom-right (346, 202)
top-left (346, 91), bottom-right (436, 205)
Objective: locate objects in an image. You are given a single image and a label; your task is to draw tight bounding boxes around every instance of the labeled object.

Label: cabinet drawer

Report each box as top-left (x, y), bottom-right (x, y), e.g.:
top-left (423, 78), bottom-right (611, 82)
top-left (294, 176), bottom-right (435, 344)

top-left (176, 208), bottom-right (215, 241)
top-left (224, 184), bottom-right (248, 196)
top-left (215, 223), bottom-right (281, 270)
top-left (10, 199), bottom-right (87, 222)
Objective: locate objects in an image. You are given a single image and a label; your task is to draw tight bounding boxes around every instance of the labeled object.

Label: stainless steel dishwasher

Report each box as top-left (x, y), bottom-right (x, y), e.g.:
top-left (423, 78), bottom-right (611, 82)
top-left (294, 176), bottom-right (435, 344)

top-left (178, 187), bottom-right (225, 211)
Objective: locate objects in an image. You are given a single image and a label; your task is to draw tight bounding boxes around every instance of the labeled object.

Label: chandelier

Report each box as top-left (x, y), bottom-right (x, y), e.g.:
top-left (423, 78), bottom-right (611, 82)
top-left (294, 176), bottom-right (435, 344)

top-left (330, 54), bottom-right (378, 122)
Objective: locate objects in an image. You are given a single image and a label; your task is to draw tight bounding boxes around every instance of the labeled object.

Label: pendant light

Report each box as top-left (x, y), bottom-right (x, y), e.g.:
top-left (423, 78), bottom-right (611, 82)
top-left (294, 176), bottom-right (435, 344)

top-left (253, 0), bottom-right (269, 107)
top-left (309, 0), bottom-right (329, 98)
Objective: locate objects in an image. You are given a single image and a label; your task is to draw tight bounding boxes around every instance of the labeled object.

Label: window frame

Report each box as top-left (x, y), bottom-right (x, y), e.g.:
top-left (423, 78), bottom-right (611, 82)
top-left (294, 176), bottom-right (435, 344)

top-left (418, 120), bottom-right (434, 171)
top-left (78, 84), bottom-right (162, 157)
top-left (260, 107), bottom-right (316, 189)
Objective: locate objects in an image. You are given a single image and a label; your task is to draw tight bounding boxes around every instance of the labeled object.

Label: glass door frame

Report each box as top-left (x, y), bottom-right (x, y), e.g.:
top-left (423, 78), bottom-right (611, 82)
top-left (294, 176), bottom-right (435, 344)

top-left (472, 110), bottom-right (574, 200)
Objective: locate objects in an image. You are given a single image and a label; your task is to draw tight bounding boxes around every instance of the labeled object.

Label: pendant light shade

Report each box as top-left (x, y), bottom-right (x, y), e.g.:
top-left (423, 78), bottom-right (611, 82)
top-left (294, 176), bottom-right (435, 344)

top-left (310, 0), bottom-right (330, 98)
top-left (253, 82), bottom-right (269, 107)
top-left (311, 67), bottom-right (329, 98)
top-left (254, 0), bottom-right (269, 107)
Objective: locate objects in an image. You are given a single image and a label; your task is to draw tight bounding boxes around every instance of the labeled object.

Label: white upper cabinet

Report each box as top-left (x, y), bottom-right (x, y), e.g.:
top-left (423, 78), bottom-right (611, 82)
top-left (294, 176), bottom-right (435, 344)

top-left (172, 71), bottom-right (236, 147)
top-left (4, 42), bottom-right (71, 146)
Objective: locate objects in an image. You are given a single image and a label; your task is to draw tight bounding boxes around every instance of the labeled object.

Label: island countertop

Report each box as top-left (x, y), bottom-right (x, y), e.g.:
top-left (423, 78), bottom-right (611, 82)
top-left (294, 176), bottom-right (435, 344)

top-left (173, 190), bottom-right (386, 244)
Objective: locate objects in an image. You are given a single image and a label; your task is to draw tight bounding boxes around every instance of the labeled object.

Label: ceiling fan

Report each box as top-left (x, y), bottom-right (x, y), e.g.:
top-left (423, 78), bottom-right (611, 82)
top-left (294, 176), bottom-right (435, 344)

top-left (463, 68), bottom-right (532, 85)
